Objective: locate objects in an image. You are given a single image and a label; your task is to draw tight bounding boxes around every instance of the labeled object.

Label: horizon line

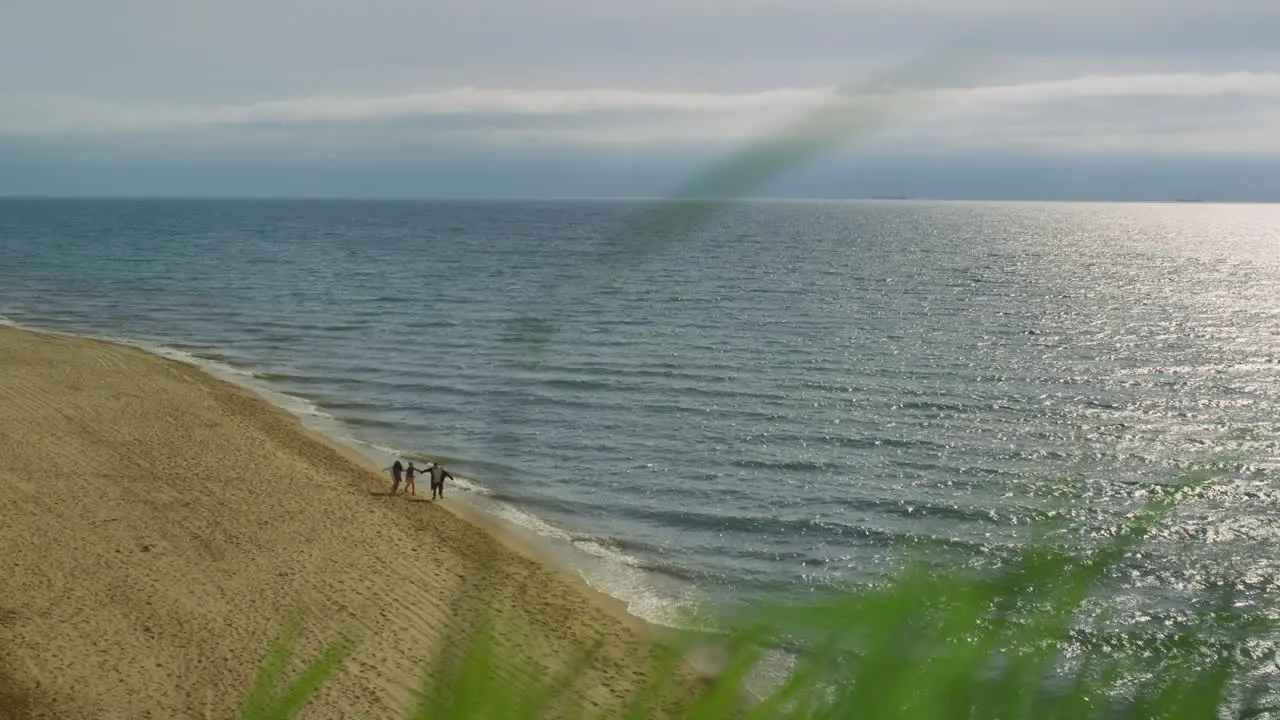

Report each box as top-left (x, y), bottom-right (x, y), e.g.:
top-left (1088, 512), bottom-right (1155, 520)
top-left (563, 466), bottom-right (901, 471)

top-left (1, 194), bottom-right (1273, 205)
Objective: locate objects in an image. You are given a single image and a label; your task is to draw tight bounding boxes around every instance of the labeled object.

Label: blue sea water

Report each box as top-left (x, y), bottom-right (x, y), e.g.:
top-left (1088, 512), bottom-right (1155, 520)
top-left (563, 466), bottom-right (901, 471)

top-left (2, 198), bottom-right (1278, 631)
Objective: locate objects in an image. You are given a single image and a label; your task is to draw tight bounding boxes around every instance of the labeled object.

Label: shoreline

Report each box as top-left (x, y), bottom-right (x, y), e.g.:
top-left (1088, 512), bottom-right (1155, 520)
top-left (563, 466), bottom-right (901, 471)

top-left (0, 315), bottom-right (699, 632)
top-left (0, 323), bottom-right (710, 717)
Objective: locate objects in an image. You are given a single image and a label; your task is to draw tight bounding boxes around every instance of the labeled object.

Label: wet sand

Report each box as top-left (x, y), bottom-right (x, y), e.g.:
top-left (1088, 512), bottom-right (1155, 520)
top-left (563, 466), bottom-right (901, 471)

top-left (0, 325), bottom-right (700, 718)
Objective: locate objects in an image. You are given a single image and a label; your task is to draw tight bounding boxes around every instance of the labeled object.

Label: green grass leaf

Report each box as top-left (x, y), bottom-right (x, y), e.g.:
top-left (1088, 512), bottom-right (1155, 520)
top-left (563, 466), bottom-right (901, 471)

top-left (240, 614), bottom-right (354, 720)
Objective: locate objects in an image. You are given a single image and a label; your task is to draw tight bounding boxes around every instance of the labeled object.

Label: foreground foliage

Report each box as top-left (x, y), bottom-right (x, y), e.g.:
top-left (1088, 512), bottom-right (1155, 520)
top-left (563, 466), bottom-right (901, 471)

top-left (241, 467), bottom-right (1279, 720)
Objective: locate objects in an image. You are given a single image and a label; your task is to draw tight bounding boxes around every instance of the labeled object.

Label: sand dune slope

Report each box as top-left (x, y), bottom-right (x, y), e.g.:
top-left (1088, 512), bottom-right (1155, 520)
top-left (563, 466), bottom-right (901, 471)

top-left (0, 326), bottom-right (691, 719)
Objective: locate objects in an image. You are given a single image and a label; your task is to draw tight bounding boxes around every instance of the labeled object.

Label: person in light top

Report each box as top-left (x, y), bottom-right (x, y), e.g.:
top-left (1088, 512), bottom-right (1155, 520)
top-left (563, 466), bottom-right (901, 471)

top-left (403, 461), bottom-right (423, 496)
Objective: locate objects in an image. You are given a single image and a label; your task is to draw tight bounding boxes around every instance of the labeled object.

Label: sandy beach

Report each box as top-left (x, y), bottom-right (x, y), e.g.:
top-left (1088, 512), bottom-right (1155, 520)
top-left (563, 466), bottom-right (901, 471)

top-left (0, 325), bottom-right (697, 719)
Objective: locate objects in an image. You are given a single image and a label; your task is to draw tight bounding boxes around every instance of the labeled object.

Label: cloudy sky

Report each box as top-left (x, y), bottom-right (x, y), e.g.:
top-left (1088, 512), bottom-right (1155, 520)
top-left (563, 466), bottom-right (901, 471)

top-left (3, 0), bottom-right (1280, 198)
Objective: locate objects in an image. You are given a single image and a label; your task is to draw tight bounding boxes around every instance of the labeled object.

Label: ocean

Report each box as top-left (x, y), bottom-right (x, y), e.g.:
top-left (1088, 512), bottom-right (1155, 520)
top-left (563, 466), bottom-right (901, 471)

top-left (2, 197), bottom-right (1277, 631)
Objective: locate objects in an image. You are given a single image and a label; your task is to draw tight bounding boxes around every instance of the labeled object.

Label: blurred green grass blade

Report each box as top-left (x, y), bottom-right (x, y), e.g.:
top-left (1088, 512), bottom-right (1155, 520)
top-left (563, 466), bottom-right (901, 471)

top-left (241, 615), bottom-right (304, 719)
top-left (451, 618), bottom-right (500, 718)
top-left (233, 486), bottom-right (1276, 719)
top-left (264, 635), bottom-right (354, 720)
top-left (681, 636), bottom-right (763, 719)
top-left (508, 637), bottom-right (605, 719)
top-left (741, 637), bottom-right (843, 719)
top-left (409, 613), bottom-right (500, 719)
top-left (621, 641), bottom-right (686, 720)
top-left (240, 615), bottom-right (354, 720)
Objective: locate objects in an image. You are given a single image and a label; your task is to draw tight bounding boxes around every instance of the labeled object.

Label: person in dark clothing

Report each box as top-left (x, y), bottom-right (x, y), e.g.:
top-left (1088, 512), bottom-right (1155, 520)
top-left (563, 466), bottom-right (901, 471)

top-left (404, 461), bottom-right (422, 496)
top-left (428, 462), bottom-right (454, 500)
top-left (388, 460), bottom-right (404, 496)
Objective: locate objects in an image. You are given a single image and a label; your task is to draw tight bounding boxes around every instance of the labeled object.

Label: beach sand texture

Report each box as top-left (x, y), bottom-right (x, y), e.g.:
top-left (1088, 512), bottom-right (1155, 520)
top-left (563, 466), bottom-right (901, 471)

top-left (0, 325), bottom-right (693, 719)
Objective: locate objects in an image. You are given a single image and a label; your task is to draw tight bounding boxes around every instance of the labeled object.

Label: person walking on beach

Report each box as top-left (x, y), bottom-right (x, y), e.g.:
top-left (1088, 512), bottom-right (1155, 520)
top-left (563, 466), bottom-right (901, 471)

top-left (388, 459), bottom-right (404, 496)
top-left (428, 462), bottom-right (454, 500)
top-left (404, 461), bottom-right (421, 496)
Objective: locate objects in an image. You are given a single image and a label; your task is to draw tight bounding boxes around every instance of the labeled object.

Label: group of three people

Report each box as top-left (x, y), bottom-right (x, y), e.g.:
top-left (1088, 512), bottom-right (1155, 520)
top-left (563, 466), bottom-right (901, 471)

top-left (389, 459), bottom-right (453, 499)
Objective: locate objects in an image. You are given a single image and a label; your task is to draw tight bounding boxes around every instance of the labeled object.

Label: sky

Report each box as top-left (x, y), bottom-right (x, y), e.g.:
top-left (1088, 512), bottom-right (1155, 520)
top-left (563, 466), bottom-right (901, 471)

top-left (3, 0), bottom-right (1280, 199)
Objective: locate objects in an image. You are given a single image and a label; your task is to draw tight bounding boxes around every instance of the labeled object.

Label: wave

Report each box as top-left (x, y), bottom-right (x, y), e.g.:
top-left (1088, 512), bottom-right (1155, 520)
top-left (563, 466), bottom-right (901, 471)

top-left (254, 371), bottom-right (332, 384)
top-left (315, 398), bottom-right (388, 412)
top-left (334, 415), bottom-right (398, 429)
top-left (726, 457), bottom-right (832, 473)
top-left (236, 319), bottom-right (368, 333)
top-left (612, 503), bottom-right (1006, 554)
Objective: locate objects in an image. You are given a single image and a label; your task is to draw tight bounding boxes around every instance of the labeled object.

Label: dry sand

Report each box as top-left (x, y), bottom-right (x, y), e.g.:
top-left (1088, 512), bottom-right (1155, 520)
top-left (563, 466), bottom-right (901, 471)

top-left (0, 325), bottom-right (700, 719)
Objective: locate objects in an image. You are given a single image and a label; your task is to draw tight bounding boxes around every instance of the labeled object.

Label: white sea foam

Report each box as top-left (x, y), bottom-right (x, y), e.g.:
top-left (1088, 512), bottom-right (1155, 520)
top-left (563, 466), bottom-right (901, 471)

top-left (480, 499), bottom-right (695, 627)
top-left (449, 475), bottom-right (498, 497)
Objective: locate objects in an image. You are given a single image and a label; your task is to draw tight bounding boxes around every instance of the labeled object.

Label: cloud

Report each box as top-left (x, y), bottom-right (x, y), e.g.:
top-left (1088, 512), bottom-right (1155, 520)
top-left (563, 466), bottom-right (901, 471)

top-left (5, 1), bottom-right (1280, 102)
top-left (898, 73), bottom-right (1280, 153)
top-left (0, 88), bottom-right (837, 134)
top-left (4, 71), bottom-right (1280, 156)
